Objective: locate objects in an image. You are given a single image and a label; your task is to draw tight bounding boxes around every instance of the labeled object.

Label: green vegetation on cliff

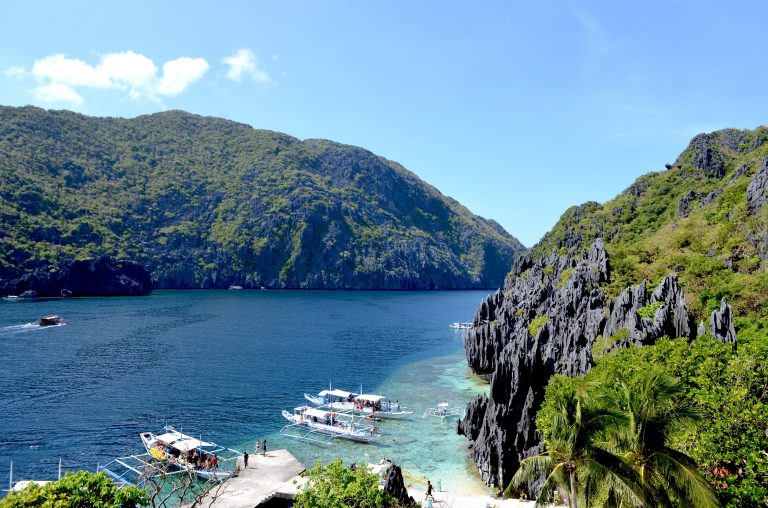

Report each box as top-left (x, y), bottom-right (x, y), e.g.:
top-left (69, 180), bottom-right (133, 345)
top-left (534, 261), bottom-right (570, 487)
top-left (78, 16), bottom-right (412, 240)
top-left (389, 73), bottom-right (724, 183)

top-left (530, 126), bottom-right (768, 505)
top-left (0, 106), bottom-right (524, 289)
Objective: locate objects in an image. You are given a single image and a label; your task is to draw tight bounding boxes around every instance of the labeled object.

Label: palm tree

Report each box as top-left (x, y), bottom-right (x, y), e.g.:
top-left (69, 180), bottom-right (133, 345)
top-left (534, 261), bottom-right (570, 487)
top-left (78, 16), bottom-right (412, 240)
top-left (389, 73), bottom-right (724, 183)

top-left (508, 384), bottom-right (646, 507)
top-left (606, 371), bottom-right (719, 508)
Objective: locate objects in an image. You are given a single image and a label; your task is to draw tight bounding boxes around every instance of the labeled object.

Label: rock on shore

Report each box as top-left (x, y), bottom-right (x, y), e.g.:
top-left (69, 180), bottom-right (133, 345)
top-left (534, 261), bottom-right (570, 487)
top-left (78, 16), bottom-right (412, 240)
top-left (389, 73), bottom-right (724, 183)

top-left (0, 257), bottom-right (152, 297)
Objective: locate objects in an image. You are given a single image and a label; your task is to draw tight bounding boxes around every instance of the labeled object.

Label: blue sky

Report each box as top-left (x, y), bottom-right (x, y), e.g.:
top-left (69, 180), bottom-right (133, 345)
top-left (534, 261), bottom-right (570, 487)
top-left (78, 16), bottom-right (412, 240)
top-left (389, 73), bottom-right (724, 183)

top-left (2, 1), bottom-right (767, 246)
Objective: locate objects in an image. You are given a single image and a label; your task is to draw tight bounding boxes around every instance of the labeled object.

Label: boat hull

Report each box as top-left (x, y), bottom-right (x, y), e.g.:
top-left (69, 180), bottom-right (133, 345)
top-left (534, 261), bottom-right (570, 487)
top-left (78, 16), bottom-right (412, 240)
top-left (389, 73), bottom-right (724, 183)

top-left (281, 411), bottom-right (378, 442)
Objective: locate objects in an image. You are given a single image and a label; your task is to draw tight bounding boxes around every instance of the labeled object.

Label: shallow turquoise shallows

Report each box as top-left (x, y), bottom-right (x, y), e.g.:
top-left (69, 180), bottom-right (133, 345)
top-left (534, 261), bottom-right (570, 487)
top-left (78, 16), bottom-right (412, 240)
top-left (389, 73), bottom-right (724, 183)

top-left (0, 290), bottom-right (491, 492)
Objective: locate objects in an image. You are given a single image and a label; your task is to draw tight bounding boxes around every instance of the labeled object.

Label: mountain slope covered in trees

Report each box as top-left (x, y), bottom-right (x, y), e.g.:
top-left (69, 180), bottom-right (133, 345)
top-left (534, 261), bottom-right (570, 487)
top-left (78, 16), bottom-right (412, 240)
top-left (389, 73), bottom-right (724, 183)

top-left (460, 126), bottom-right (768, 506)
top-left (0, 106), bottom-right (524, 289)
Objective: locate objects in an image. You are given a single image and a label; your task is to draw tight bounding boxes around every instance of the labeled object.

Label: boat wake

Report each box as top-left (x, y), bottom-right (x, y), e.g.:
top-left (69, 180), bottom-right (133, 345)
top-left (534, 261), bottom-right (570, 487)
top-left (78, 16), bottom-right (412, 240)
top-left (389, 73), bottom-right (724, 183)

top-left (0, 322), bottom-right (66, 335)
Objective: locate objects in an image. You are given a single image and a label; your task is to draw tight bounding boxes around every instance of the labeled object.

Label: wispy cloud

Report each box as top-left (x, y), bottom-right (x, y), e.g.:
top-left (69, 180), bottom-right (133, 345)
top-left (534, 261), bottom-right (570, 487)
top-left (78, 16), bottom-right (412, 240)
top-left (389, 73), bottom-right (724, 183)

top-left (223, 49), bottom-right (270, 84)
top-left (572, 9), bottom-right (611, 56)
top-left (9, 51), bottom-right (209, 106)
top-left (4, 66), bottom-right (26, 79)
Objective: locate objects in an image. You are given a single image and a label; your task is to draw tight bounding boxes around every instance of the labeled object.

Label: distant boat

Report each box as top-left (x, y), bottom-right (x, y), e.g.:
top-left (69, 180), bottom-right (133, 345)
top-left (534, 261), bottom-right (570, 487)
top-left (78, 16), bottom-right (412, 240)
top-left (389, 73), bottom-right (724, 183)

top-left (449, 322), bottom-right (473, 329)
top-left (2, 295), bottom-right (20, 301)
top-left (228, 285), bottom-right (243, 290)
top-left (423, 402), bottom-right (462, 419)
top-left (38, 315), bottom-right (64, 326)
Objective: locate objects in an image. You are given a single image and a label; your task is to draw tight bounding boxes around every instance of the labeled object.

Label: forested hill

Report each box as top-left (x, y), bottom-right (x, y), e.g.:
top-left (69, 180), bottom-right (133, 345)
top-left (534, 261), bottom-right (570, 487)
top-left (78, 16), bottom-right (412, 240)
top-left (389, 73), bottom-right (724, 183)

top-left (0, 106), bottom-right (525, 290)
top-left (459, 125), bottom-right (768, 505)
top-left (535, 126), bottom-right (768, 317)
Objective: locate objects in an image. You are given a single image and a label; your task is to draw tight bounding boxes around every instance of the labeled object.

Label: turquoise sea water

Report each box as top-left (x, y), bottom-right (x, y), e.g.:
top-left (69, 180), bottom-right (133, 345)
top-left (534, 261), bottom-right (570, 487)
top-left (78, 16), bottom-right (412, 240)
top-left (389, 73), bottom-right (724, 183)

top-left (0, 290), bottom-right (491, 493)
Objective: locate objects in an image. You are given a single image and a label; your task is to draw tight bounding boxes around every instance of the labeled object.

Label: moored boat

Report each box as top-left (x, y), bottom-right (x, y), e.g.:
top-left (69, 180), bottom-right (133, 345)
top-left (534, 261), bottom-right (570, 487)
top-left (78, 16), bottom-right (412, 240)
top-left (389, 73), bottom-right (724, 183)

top-left (139, 426), bottom-right (238, 481)
top-left (449, 322), bottom-right (473, 329)
top-left (281, 405), bottom-right (380, 443)
top-left (304, 389), bottom-right (412, 419)
top-left (423, 402), bottom-right (461, 419)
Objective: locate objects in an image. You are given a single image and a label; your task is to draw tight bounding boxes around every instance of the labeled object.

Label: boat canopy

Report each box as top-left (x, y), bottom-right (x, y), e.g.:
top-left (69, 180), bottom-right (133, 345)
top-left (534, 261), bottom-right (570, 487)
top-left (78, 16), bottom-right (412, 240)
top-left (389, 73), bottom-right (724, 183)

top-left (355, 394), bottom-right (385, 402)
top-left (302, 408), bottom-right (329, 419)
top-left (154, 432), bottom-right (214, 452)
top-left (438, 403), bottom-right (450, 408)
top-left (318, 389), bottom-right (353, 398)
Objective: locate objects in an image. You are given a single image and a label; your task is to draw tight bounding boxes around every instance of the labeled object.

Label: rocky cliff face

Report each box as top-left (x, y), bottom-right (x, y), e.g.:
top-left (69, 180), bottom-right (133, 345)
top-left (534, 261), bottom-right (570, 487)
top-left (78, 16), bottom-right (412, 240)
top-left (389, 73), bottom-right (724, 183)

top-left (458, 240), bottom-right (735, 491)
top-left (0, 257), bottom-right (152, 296)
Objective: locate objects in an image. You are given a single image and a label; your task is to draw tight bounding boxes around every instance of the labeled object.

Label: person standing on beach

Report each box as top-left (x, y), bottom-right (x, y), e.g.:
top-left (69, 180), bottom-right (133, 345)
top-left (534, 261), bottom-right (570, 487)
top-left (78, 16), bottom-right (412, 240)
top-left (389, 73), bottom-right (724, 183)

top-left (262, 438), bottom-right (267, 455)
top-left (255, 440), bottom-right (261, 455)
top-left (243, 451), bottom-right (249, 468)
top-left (425, 480), bottom-right (434, 500)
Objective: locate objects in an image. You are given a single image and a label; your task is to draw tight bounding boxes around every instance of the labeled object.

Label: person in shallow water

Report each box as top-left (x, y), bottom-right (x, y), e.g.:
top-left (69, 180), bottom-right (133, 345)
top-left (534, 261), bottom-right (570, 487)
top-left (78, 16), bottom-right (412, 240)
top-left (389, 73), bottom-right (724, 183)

top-left (262, 438), bottom-right (267, 455)
top-left (426, 480), bottom-right (434, 500)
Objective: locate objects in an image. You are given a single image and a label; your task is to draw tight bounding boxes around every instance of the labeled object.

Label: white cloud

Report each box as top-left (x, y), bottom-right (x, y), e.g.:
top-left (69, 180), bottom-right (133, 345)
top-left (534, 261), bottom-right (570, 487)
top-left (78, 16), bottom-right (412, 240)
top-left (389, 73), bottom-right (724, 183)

top-left (223, 49), bottom-right (269, 83)
top-left (157, 57), bottom-right (210, 96)
top-left (33, 82), bottom-right (84, 105)
top-left (4, 66), bottom-right (27, 79)
top-left (19, 51), bottom-right (210, 105)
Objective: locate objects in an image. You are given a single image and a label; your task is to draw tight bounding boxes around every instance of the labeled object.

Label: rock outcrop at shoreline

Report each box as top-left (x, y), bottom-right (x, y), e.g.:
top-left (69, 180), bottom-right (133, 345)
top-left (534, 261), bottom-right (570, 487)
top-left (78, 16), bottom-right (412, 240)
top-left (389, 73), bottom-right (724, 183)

top-left (0, 257), bottom-right (152, 297)
top-left (458, 240), bottom-right (736, 491)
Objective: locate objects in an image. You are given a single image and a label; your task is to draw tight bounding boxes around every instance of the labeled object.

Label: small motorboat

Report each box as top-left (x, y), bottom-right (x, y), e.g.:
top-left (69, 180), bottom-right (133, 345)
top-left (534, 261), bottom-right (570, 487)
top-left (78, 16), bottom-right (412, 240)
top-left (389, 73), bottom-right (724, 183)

top-left (423, 402), bottom-right (461, 419)
top-left (38, 315), bottom-right (64, 326)
top-left (449, 322), bottom-right (473, 329)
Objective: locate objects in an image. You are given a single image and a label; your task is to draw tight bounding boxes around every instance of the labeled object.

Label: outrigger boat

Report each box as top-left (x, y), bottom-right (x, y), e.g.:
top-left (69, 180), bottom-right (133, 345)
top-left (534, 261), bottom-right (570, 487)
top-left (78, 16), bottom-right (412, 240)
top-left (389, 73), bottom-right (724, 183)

top-left (449, 322), bottom-right (473, 329)
top-left (280, 405), bottom-right (380, 444)
top-left (423, 402), bottom-right (462, 419)
top-left (304, 389), bottom-right (413, 419)
top-left (138, 426), bottom-right (240, 482)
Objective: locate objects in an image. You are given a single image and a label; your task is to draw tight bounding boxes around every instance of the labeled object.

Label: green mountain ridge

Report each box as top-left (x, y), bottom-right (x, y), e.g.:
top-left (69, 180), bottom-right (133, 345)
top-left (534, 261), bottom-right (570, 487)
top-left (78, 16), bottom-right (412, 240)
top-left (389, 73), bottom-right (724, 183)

top-left (0, 105), bottom-right (524, 289)
top-left (535, 125), bottom-right (768, 320)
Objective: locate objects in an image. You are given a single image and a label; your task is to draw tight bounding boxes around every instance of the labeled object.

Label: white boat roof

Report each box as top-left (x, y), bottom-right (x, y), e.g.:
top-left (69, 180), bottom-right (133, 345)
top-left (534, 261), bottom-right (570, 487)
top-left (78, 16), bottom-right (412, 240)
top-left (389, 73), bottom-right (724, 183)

top-left (438, 403), bottom-right (450, 408)
top-left (302, 408), bottom-right (329, 419)
top-left (318, 389), bottom-right (353, 398)
top-left (356, 394), bottom-right (385, 402)
top-left (154, 432), bottom-right (214, 451)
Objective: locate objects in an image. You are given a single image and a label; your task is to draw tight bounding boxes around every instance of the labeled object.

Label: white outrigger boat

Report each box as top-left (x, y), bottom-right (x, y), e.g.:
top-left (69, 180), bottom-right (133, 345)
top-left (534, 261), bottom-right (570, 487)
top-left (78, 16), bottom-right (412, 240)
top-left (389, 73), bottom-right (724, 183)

top-left (304, 389), bottom-right (413, 419)
top-left (138, 426), bottom-right (240, 482)
top-left (450, 322), bottom-right (473, 329)
top-left (280, 405), bottom-right (380, 444)
top-left (423, 402), bottom-right (462, 419)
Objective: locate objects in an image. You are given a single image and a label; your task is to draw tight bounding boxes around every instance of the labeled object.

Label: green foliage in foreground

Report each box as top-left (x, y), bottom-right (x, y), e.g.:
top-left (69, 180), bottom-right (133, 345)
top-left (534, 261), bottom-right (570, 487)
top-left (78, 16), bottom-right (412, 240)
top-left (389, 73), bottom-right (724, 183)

top-left (516, 370), bottom-right (717, 507)
top-left (537, 331), bottom-right (768, 507)
top-left (293, 459), bottom-right (397, 508)
top-left (0, 471), bottom-right (147, 508)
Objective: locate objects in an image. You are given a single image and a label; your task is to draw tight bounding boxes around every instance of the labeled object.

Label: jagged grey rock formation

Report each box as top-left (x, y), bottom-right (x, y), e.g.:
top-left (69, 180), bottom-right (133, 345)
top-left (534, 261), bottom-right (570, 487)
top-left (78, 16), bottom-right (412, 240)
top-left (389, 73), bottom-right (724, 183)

top-left (458, 240), bottom-right (703, 492)
top-left (690, 133), bottom-right (727, 179)
top-left (678, 190), bottom-right (699, 217)
top-left (0, 257), bottom-right (152, 297)
top-left (747, 158), bottom-right (768, 213)
top-left (382, 463), bottom-right (414, 505)
top-left (709, 298), bottom-right (737, 350)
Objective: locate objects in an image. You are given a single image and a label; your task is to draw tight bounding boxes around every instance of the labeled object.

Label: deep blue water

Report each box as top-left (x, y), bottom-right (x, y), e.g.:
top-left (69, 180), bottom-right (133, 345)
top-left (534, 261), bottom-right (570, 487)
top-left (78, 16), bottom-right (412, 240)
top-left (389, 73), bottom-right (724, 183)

top-left (0, 290), bottom-right (488, 485)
